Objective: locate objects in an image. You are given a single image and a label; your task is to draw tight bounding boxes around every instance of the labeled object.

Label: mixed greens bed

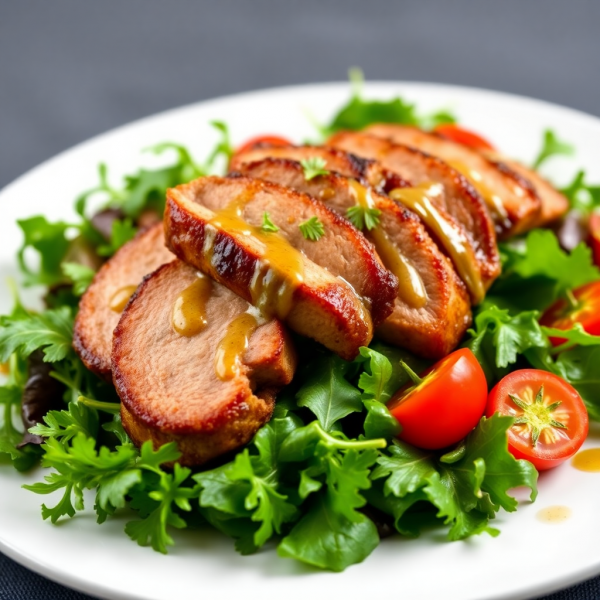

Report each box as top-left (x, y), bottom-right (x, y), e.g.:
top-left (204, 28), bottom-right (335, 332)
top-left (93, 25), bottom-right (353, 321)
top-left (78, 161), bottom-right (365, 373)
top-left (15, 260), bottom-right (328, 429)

top-left (2, 75), bottom-right (600, 572)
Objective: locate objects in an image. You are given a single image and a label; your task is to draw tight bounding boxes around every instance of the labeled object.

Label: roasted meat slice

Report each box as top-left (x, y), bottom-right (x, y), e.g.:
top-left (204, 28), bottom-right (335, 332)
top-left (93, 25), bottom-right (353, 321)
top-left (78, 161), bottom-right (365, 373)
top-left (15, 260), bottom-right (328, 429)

top-left (73, 223), bottom-right (173, 379)
top-left (326, 131), bottom-right (501, 301)
top-left (230, 143), bottom-right (411, 191)
top-left (234, 157), bottom-right (472, 358)
top-left (165, 176), bottom-right (398, 360)
top-left (364, 124), bottom-right (543, 237)
top-left (113, 260), bottom-right (296, 466)
top-left (483, 152), bottom-right (569, 228)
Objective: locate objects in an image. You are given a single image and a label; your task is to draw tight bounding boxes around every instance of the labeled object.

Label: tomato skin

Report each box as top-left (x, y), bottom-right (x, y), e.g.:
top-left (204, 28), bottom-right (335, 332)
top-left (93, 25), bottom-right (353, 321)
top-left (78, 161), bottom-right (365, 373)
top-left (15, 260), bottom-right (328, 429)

top-left (486, 369), bottom-right (588, 471)
top-left (434, 124), bottom-right (496, 152)
top-left (233, 135), bottom-right (293, 158)
top-left (540, 280), bottom-right (600, 345)
top-left (589, 212), bottom-right (600, 267)
top-left (387, 348), bottom-right (488, 450)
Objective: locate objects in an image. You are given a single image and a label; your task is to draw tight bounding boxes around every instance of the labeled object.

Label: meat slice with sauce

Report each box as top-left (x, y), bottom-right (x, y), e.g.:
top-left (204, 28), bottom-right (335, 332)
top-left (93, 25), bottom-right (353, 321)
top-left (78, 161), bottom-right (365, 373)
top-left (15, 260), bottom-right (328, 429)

top-left (73, 223), bottom-right (173, 379)
top-left (233, 157), bottom-right (472, 358)
top-left (113, 260), bottom-right (296, 466)
top-left (326, 131), bottom-right (501, 301)
top-left (364, 124), bottom-right (543, 238)
top-left (165, 176), bottom-right (398, 360)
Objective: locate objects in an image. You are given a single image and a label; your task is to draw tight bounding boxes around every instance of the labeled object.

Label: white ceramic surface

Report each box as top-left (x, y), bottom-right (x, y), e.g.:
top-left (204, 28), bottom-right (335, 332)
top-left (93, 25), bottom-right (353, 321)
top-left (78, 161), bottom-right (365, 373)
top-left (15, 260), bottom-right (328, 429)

top-left (1, 82), bottom-right (600, 600)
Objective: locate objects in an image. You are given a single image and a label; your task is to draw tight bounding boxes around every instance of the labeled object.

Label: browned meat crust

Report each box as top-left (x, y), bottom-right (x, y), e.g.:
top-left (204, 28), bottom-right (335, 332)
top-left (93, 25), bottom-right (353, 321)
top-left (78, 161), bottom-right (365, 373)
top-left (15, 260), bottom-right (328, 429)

top-left (234, 158), bottom-right (472, 358)
top-left (73, 223), bottom-right (173, 379)
top-left (114, 260), bottom-right (296, 466)
top-left (484, 153), bottom-right (569, 228)
top-left (364, 124), bottom-right (544, 238)
top-left (165, 176), bottom-right (399, 359)
top-left (326, 132), bottom-right (501, 294)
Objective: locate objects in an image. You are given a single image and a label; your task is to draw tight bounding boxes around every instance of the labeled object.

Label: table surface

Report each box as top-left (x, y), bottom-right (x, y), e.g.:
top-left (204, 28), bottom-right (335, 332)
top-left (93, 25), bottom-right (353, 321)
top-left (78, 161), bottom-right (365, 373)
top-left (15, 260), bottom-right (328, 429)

top-left (1, 1), bottom-right (600, 598)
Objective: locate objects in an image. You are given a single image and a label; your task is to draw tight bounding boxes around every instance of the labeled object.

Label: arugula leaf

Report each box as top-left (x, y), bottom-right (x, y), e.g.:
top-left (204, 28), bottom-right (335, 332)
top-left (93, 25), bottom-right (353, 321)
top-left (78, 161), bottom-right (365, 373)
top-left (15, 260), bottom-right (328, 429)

top-left (261, 211), bottom-right (279, 233)
top-left (17, 216), bottom-right (73, 287)
top-left (560, 170), bottom-right (600, 213)
top-left (322, 68), bottom-right (456, 136)
top-left (0, 307), bottom-right (74, 363)
top-left (465, 306), bottom-right (547, 379)
top-left (346, 204), bottom-right (381, 231)
top-left (300, 157), bottom-right (329, 180)
top-left (532, 129), bottom-right (575, 170)
top-left (298, 216), bottom-right (325, 241)
top-left (61, 262), bottom-right (96, 296)
top-left (296, 353), bottom-right (362, 431)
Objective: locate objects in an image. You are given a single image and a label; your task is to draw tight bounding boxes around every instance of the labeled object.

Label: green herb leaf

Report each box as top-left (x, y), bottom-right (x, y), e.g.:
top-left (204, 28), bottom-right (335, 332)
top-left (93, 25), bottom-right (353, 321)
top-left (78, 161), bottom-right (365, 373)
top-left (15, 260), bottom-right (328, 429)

top-left (560, 170), bottom-right (600, 213)
top-left (296, 354), bottom-right (362, 431)
top-left (298, 216), bottom-right (325, 241)
top-left (28, 402), bottom-right (99, 443)
top-left (261, 211), bottom-right (279, 233)
top-left (0, 307), bottom-right (74, 363)
top-left (532, 129), bottom-right (575, 170)
top-left (346, 204), bottom-right (381, 231)
top-left (97, 219), bottom-right (137, 257)
top-left (300, 157), bottom-right (329, 181)
top-left (61, 262), bottom-right (96, 296)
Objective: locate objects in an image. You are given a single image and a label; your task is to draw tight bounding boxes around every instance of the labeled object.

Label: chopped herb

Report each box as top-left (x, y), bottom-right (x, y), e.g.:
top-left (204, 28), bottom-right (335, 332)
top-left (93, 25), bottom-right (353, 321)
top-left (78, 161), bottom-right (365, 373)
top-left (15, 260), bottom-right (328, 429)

top-left (346, 205), bottom-right (381, 231)
top-left (300, 157), bottom-right (329, 181)
top-left (261, 212), bottom-right (279, 233)
top-left (299, 216), bottom-right (325, 241)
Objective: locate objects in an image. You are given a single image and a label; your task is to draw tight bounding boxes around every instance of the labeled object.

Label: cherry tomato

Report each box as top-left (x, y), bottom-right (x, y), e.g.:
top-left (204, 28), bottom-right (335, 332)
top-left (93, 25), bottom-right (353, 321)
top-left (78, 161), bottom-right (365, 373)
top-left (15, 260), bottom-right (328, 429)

top-left (486, 369), bottom-right (588, 470)
top-left (434, 124), bottom-right (496, 152)
top-left (233, 134), bottom-right (293, 158)
top-left (589, 211), bottom-right (600, 267)
top-left (386, 348), bottom-right (488, 450)
top-left (539, 280), bottom-right (600, 345)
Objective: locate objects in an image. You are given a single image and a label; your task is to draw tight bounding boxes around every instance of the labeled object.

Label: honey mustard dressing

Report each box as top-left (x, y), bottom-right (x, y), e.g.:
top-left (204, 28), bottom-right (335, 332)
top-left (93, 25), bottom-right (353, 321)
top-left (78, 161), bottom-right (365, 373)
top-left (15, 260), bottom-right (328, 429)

top-left (536, 506), bottom-right (572, 523)
top-left (206, 189), bottom-right (305, 320)
top-left (109, 285), bottom-right (139, 313)
top-left (0, 362), bottom-right (9, 376)
top-left (448, 161), bottom-right (511, 230)
top-left (171, 274), bottom-right (213, 337)
top-left (572, 448), bottom-right (600, 472)
top-left (214, 310), bottom-right (261, 380)
top-left (389, 183), bottom-right (486, 304)
top-left (348, 180), bottom-right (427, 309)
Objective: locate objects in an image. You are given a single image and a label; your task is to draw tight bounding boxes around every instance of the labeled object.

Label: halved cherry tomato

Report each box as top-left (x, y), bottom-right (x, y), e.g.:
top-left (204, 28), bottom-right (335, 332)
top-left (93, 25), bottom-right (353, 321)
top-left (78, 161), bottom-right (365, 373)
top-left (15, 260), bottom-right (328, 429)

top-left (233, 134), bottom-right (293, 159)
top-left (539, 280), bottom-right (600, 345)
top-left (434, 123), bottom-right (496, 152)
top-left (486, 369), bottom-right (588, 470)
top-left (589, 211), bottom-right (600, 267)
top-left (386, 348), bottom-right (487, 450)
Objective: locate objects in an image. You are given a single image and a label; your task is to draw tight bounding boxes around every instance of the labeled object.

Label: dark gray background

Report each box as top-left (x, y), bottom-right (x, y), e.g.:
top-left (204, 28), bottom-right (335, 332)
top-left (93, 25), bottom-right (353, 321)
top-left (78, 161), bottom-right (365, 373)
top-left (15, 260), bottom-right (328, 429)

top-left (1, 1), bottom-right (600, 598)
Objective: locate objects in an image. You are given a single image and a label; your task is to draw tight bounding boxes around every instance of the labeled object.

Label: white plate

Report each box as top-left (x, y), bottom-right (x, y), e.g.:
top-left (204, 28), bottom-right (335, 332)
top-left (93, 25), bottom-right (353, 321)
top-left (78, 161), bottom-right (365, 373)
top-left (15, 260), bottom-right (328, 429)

top-left (1, 82), bottom-right (600, 600)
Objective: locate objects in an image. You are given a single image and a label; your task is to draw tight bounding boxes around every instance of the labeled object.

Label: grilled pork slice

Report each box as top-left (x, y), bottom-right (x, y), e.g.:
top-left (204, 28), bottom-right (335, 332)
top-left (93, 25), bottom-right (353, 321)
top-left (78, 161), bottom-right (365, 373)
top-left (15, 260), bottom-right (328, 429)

top-left (326, 131), bottom-right (501, 301)
top-left (165, 176), bottom-right (398, 360)
top-left (73, 223), bottom-right (173, 379)
top-left (114, 260), bottom-right (296, 466)
top-left (364, 124), bottom-right (543, 237)
top-left (483, 152), bottom-right (569, 228)
top-left (230, 143), bottom-right (411, 191)
top-left (234, 158), bottom-right (472, 357)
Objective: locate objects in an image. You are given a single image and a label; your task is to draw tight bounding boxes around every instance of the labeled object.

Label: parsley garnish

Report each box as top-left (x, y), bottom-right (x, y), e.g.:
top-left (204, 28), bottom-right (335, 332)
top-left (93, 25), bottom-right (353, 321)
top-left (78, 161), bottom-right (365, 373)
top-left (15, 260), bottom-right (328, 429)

top-left (299, 216), bottom-right (325, 241)
top-left (261, 211), bottom-right (279, 233)
top-left (300, 157), bottom-right (329, 180)
top-left (346, 205), bottom-right (381, 231)
top-left (532, 129), bottom-right (574, 170)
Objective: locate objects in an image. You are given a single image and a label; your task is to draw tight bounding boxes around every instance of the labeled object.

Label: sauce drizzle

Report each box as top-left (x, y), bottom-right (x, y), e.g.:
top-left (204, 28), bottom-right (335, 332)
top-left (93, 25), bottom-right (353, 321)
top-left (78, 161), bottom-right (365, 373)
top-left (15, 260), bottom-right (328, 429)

top-left (572, 448), bottom-right (600, 472)
top-left (214, 310), bottom-right (261, 380)
top-left (109, 285), bottom-right (139, 313)
top-left (349, 180), bottom-right (427, 309)
top-left (171, 274), bottom-right (213, 337)
top-left (389, 183), bottom-right (486, 304)
top-left (206, 188), bottom-right (306, 320)
top-left (536, 505), bottom-right (572, 524)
